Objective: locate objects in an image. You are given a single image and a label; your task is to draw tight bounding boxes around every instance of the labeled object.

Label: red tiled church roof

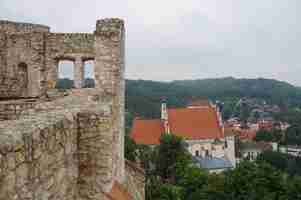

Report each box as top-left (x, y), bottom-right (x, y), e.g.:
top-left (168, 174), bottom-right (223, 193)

top-left (131, 106), bottom-right (223, 145)
top-left (131, 119), bottom-right (164, 145)
top-left (168, 107), bottom-right (223, 140)
top-left (187, 99), bottom-right (211, 107)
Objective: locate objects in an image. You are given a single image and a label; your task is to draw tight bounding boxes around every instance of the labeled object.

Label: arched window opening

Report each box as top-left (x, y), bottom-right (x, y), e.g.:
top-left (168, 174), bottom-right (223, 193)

top-left (84, 60), bottom-right (95, 88)
top-left (57, 60), bottom-right (74, 89)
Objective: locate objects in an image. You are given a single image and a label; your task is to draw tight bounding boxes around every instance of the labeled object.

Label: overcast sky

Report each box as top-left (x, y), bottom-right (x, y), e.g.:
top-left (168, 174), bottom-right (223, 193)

top-left (1, 0), bottom-right (300, 86)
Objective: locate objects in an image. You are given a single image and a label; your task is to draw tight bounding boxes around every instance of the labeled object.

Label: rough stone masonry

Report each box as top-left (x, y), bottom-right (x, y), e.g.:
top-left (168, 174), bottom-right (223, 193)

top-left (0, 18), bottom-right (124, 97)
top-left (0, 19), bottom-right (144, 200)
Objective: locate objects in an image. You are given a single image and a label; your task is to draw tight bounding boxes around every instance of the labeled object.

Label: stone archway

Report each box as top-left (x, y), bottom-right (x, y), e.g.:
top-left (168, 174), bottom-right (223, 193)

top-left (56, 60), bottom-right (75, 89)
top-left (83, 59), bottom-right (95, 88)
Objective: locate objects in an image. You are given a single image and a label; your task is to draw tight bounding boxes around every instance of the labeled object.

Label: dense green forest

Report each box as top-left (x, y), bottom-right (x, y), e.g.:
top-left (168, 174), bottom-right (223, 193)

top-left (56, 77), bottom-right (301, 121)
top-left (126, 77), bottom-right (301, 119)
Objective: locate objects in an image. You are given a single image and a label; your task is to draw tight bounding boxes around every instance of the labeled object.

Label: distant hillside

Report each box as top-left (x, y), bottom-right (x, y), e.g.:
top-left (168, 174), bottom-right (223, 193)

top-left (55, 77), bottom-right (301, 120)
top-left (126, 77), bottom-right (301, 119)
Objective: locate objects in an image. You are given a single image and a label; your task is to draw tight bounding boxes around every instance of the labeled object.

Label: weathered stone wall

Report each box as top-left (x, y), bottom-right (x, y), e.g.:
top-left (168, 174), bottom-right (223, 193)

top-left (0, 21), bottom-right (48, 98)
top-left (0, 31), bottom-right (95, 98)
top-left (0, 19), bottom-right (123, 98)
top-left (95, 18), bottom-right (125, 183)
top-left (0, 32), bottom-right (46, 98)
top-left (0, 105), bottom-right (79, 199)
top-left (44, 33), bottom-right (95, 89)
top-left (0, 90), bottom-right (115, 199)
top-left (77, 110), bottom-right (114, 197)
top-left (0, 20), bottom-right (50, 34)
top-left (124, 160), bottom-right (145, 200)
top-left (0, 88), bottom-right (137, 200)
top-left (0, 18), bottom-right (143, 200)
top-left (0, 99), bottom-right (37, 120)
top-left (47, 33), bottom-right (94, 55)
top-left (0, 32), bottom-right (8, 97)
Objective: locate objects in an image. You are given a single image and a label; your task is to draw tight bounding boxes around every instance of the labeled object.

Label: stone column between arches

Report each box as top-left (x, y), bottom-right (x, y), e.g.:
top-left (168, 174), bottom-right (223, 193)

top-left (74, 57), bottom-right (84, 89)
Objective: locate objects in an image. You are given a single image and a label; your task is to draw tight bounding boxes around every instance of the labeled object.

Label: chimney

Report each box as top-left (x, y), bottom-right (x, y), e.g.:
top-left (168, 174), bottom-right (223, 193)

top-left (161, 99), bottom-right (170, 134)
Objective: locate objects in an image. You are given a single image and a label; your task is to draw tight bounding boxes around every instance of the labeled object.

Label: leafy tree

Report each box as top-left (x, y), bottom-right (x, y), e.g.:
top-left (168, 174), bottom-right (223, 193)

top-left (176, 166), bottom-right (209, 200)
top-left (156, 184), bottom-right (183, 200)
top-left (285, 124), bottom-right (301, 145)
top-left (143, 134), bottom-right (189, 200)
top-left (257, 151), bottom-right (288, 171)
top-left (145, 175), bottom-right (163, 200)
top-left (258, 150), bottom-right (301, 176)
top-left (286, 176), bottom-right (301, 200)
top-left (255, 130), bottom-right (274, 142)
top-left (137, 144), bottom-right (155, 173)
top-left (224, 161), bottom-right (286, 200)
top-left (273, 129), bottom-right (284, 144)
top-left (287, 157), bottom-right (301, 176)
top-left (124, 134), bottom-right (137, 162)
top-left (200, 173), bottom-right (227, 200)
top-left (155, 133), bottom-right (189, 183)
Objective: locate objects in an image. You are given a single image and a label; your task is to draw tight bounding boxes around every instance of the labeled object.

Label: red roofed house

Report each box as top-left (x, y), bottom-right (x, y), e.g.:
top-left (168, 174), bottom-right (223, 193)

top-left (239, 129), bottom-right (257, 141)
top-left (131, 100), bottom-right (236, 172)
top-left (258, 119), bottom-right (274, 131)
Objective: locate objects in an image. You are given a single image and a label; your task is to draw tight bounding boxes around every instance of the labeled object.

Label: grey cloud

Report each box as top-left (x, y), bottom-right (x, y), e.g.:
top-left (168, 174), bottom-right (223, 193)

top-left (1, 0), bottom-right (300, 85)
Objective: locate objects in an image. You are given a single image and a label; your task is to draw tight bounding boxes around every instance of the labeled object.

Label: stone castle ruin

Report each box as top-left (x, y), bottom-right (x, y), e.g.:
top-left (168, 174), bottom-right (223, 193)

top-left (0, 19), bottom-right (144, 199)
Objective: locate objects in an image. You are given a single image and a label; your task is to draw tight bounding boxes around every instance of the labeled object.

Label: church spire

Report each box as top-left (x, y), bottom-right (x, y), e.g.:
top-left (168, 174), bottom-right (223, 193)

top-left (161, 98), bottom-right (170, 134)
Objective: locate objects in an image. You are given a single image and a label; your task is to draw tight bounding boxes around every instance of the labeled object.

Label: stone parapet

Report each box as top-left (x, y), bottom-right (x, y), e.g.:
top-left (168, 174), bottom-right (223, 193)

top-left (0, 20), bottom-right (50, 34)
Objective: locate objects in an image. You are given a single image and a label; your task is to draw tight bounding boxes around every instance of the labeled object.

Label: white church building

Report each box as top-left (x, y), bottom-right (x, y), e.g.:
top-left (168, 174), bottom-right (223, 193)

top-left (131, 100), bottom-right (236, 173)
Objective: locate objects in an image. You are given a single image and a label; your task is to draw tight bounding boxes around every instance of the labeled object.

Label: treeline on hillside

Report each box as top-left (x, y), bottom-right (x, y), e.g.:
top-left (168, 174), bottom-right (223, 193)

top-left (55, 77), bottom-right (301, 122)
top-left (126, 77), bottom-right (301, 119)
